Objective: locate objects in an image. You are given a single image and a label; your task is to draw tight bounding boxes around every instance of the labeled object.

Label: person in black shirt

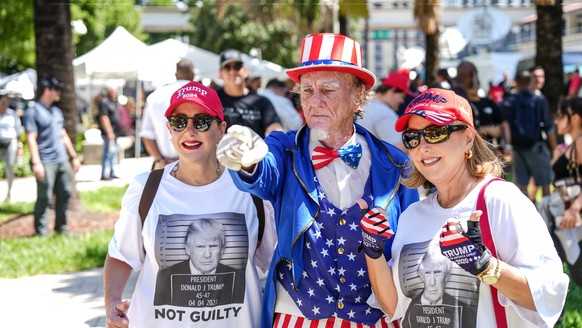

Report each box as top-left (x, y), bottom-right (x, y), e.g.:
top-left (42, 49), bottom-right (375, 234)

top-left (98, 84), bottom-right (122, 180)
top-left (469, 82), bottom-right (505, 147)
top-left (217, 49), bottom-right (282, 138)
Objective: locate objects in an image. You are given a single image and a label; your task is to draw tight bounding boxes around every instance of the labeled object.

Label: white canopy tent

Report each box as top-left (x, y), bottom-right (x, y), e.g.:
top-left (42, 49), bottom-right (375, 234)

top-left (72, 28), bottom-right (290, 156)
top-left (73, 26), bottom-right (154, 157)
top-left (73, 26), bottom-right (150, 80)
top-left (0, 68), bottom-right (37, 100)
top-left (148, 38), bottom-right (289, 88)
top-left (147, 38), bottom-right (221, 86)
top-left (241, 54), bottom-right (289, 86)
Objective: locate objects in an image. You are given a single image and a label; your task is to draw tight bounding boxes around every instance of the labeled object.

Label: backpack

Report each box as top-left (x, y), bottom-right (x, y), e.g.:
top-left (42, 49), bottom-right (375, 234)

top-left (138, 169), bottom-right (265, 245)
top-left (506, 92), bottom-right (543, 149)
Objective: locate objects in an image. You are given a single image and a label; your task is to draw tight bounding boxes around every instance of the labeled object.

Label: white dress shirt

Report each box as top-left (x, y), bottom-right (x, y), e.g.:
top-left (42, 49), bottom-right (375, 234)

top-left (308, 127), bottom-right (371, 210)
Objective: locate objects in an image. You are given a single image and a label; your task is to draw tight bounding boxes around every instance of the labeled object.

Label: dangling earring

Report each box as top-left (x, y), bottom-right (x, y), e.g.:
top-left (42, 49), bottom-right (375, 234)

top-left (465, 149), bottom-right (473, 160)
top-left (216, 159), bottom-right (222, 177)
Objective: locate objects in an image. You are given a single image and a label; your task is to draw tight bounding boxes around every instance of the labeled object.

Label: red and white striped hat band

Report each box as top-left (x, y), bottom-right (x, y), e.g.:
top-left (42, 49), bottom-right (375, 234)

top-left (286, 33), bottom-right (376, 90)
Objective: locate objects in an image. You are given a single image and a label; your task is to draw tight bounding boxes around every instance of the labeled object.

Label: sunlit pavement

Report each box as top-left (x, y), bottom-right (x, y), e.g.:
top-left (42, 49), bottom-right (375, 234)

top-left (0, 156), bottom-right (155, 203)
top-left (0, 157), bottom-right (151, 327)
top-left (0, 268), bottom-right (138, 327)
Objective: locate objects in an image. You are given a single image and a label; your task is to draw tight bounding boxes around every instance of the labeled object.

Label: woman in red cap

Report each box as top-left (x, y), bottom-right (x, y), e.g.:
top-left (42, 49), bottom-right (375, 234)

top-left (103, 81), bottom-right (270, 328)
top-left (361, 88), bottom-right (568, 327)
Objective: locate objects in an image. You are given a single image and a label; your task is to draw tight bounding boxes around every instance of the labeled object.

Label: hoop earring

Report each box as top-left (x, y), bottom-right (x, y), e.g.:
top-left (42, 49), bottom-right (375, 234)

top-left (465, 149), bottom-right (473, 160)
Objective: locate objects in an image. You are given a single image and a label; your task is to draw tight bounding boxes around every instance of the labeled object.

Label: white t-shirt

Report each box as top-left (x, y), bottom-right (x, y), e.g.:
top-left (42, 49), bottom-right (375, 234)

top-left (0, 108), bottom-right (21, 141)
top-left (358, 101), bottom-right (401, 146)
top-left (383, 177), bottom-right (568, 328)
top-left (260, 89), bottom-right (303, 131)
top-left (141, 81), bottom-right (190, 159)
top-left (108, 162), bottom-right (263, 327)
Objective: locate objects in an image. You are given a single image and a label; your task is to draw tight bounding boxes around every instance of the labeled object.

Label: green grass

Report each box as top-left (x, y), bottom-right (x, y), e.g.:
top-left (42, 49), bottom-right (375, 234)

top-left (558, 268), bottom-right (582, 327)
top-left (79, 184), bottom-right (128, 213)
top-left (0, 185), bottom-right (128, 278)
top-left (0, 230), bottom-right (113, 278)
top-left (0, 201), bottom-right (34, 224)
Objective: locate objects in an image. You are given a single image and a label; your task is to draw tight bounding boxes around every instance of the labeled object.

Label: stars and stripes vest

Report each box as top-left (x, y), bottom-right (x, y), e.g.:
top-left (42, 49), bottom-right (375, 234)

top-left (276, 175), bottom-right (386, 326)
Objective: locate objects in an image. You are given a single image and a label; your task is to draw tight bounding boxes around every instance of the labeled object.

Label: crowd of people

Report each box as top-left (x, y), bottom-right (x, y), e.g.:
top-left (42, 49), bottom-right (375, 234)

top-left (98, 32), bottom-right (575, 328)
top-left (0, 30), bottom-right (579, 327)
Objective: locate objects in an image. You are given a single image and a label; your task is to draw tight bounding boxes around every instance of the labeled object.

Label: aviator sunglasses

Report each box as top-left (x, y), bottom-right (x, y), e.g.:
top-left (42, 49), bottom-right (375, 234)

top-left (167, 114), bottom-right (220, 132)
top-left (221, 62), bottom-right (243, 72)
top-left (402, 124), bottom-right (468, 149)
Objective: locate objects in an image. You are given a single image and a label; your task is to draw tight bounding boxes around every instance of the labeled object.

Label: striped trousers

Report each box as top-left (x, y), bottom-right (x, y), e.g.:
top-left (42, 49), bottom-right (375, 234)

top-left (274, 313), bottom-right (399, 328)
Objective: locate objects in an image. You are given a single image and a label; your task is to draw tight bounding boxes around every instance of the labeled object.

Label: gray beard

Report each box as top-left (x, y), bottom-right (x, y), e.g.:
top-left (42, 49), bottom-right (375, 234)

top-left (310, 128), bottom-right (329, 142)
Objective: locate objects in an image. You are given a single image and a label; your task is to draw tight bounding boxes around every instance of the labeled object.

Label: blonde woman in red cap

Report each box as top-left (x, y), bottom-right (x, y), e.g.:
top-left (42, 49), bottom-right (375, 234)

top-left (361, 88), bottom-right (568, 327)
top-left (217, 33), bottom-right (419, 328)
top-left (103, 81), bottom-right (268, 328)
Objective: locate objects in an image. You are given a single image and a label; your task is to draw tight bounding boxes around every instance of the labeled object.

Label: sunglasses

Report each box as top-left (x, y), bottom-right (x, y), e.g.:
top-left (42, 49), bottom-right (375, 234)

top-left (167, 114), bottom-right (220, 132)
top-left (222, 62), bottom-right (243, 72)
top-left (402, 124), bottom-right (468, 149)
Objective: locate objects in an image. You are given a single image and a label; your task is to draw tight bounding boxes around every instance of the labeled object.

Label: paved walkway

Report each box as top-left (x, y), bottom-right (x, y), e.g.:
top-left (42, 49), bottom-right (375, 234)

top-left (0, 156), bottom-right (153, 327)
top-left (0, 156), bottom-right (155, 203)
top-left (0, 268), bottom-right (138, 327)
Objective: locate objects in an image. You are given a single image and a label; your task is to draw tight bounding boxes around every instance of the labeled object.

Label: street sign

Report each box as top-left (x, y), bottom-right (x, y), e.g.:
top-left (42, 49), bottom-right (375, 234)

top-left (371, 30), bottom-right (392, 40)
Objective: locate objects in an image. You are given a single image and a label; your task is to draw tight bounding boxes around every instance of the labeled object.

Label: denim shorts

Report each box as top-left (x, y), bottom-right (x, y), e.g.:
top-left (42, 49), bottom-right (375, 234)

top-left (512, 141), bottom-right (553, 186)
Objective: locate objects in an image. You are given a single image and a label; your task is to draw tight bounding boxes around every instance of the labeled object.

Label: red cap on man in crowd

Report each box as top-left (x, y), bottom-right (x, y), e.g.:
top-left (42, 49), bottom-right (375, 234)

top-left (382, 71), bottom-right (415, 97)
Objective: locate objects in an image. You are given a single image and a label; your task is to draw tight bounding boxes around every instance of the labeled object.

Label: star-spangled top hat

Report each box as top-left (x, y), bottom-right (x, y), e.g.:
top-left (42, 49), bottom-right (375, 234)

top-left (286, 33), bottom-right (376, 90)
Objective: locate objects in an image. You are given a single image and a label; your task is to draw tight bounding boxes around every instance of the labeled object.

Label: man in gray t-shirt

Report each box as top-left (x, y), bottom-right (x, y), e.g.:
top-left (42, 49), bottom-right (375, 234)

top-left (23, 77), bottom-right (80, 236)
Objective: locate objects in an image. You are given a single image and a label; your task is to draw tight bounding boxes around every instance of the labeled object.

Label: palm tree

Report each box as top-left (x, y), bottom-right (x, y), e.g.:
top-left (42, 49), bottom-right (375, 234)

top-left (414, 0), bottom-right (441, 86)
top-left (33, 0), bottom-right (79, 204)
top-left (534, 0), bottom-right (563, 114)
top-left (33, 0), bottom-right (77, 144)
top-left (338, 0), bottom-right (368, 36)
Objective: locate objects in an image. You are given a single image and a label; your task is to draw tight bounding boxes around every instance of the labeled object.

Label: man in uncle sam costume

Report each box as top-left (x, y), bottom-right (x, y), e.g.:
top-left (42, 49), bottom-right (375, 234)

top-left (217, 33), bottom-right (419, 328)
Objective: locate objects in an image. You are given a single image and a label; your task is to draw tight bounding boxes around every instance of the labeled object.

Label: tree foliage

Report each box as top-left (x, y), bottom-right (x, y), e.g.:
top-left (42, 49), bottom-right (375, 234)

top-left (185, 1), bottom-right (301, 68)
top-left (0, 0), bottom-right (35, 74)
top-left (70, 0), bottom-right (146, 58)
top-left (0, 0), bottom-right (145, 74)
top-left (34, 0), bottom-right (78, 145)
top-left (182, 0), bottom-right (364, 68)
top-left (1, 0), bottom-right (368, 75)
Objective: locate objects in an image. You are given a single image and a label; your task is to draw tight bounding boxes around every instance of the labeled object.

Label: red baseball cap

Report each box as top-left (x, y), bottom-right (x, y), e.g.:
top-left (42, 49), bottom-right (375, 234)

top-left (165, 81), bottom-right (224, 121)
top-left (382, 71), bottom-right (415, 97)
top-left (394, 88), bottom-right (473, 132)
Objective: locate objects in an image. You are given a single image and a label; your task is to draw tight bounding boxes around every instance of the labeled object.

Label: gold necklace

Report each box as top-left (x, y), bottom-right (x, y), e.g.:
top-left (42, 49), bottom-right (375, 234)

top-left (171, 163), bottom-right (179, 178)
top-left (171, 161), bottom-right (221, 184)
top-left (216, 159), bottom-right (222, 177)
